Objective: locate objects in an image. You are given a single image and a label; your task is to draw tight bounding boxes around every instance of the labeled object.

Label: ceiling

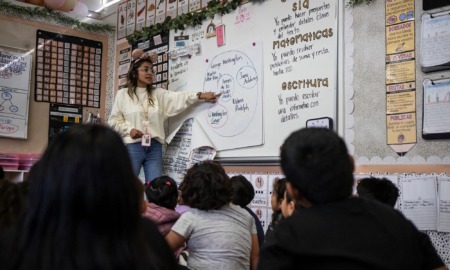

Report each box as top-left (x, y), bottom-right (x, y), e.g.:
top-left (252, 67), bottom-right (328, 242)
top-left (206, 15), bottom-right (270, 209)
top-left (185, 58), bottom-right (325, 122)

top-left (82, 0), bottom-right (119, 25)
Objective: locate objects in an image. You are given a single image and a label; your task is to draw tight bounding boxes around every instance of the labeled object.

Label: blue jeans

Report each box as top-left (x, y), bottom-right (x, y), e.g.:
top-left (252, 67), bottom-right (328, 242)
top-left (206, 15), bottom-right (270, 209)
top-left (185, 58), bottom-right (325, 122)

top-left (126, 140), bottom-right (162, 183)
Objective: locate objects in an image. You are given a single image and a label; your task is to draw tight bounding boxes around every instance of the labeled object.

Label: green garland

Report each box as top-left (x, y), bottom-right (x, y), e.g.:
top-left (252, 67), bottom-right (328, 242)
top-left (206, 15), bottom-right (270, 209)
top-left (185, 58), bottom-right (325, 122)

top-left (127, 0), bottom-right (255, 44)
top-left (128, 0), bottom-right (374, 44)
top-left (346, 0), bottom-right (374, 7)
top-left (0, 0), bottom-right (114, 33)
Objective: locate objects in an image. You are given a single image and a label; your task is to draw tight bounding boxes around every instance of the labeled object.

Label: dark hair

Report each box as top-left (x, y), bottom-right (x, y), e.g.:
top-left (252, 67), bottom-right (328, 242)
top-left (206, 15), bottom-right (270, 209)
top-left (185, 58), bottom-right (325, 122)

top-left (273, 178), bottom-right (287, 203)
top-left (0, 165), bottom-right (4, 180)
top-left (271, 178), bottom-right (286, 224)
top-left (126, 58), bottom-right (155, 105)
top-left (357, 177), bottom-right (399, 207)
top-left (6, 124), bottom-right (176, 270)
top-left (180, 161), bottom-right (232, 210)
top-left (230, 175), bottom-right (254, 207)
top-left (284, 189), bottom-right (293, 203)
top-left (0, 180), bottom-right (28, 231)
top-left (145, 176), bottom-right (178, 210)
top-left (281, 128), bottom-right (354, 204)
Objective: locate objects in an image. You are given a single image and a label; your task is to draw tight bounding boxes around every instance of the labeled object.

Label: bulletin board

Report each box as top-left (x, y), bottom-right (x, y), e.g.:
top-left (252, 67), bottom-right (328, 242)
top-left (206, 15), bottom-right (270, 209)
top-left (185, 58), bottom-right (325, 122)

top-left (0, 13), bottom-right (109, 153)
top-left (167, 0), bottom-right (341, 161)
top-left (0, 46), bottom-right (32, 139)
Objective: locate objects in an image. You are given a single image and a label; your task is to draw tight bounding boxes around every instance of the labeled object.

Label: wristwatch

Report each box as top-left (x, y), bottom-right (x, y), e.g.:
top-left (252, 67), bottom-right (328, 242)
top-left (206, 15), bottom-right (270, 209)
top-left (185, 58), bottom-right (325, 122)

top-left (196, 92), bottom-right (202, 100)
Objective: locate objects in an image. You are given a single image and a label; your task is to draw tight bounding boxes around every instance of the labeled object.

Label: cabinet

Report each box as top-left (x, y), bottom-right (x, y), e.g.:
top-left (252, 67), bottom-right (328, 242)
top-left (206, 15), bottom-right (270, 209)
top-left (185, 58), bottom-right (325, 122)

top-left (4, 170), bottom-right (29, 182)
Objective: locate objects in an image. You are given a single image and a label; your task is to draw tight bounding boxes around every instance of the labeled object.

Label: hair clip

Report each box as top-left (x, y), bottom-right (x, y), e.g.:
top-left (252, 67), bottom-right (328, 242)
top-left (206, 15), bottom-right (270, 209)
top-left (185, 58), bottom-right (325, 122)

top-left (165, 181), bottom-right (171, 186)
top-left (131, 48), bottom-right (158, 64)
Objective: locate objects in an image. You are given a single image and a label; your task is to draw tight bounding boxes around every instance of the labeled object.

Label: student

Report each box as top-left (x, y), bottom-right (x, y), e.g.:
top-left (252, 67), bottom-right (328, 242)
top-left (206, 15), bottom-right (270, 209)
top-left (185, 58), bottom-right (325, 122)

top-left (0, 124), bottom-right (176, 270)
top-left (264, 178), bottom-right (286, 243)
top-left (356, 177), bottom-right (399, 207)
top-left (259, 128), bottom-right (443, 269)
top-left (280, 190), bottom-right (295, 218)
top-left (230, 174), bottom-right (265, 247)
top-left (108, 48), bottom-right (221, 183)
top-left (357, 177), bottom-right (447, 270)
top-left (143, 175), bottom-right (180, 236)
top-left (166, 161), bottom-right (259, 270)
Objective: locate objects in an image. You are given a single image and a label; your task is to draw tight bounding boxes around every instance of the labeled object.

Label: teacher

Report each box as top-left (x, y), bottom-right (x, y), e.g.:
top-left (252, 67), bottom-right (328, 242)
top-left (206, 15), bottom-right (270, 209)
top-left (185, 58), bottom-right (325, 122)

top-left (108, 48), bottom-right (220, 183)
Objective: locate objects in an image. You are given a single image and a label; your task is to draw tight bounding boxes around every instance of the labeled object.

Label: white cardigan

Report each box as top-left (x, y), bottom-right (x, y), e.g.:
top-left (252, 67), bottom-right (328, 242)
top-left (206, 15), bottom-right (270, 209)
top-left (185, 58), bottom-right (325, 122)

top-left (108, 87), bottom-right (199, 144)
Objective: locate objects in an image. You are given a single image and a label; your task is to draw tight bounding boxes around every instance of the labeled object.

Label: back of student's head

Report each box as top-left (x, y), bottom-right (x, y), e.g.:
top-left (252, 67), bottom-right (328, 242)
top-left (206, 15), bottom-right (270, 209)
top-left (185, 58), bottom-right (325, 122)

top-left (9, 124), bottom-right (175, 270)
top-left (0, 180), bottom-right (28, 231)
top-left (145, 176), bottom-right (178, 210)
top-left (230, 175), bottom-right (254, 207)
top-left (280, 128), bottom-right (354, 204)
top-left (180, 160), bottom-right (232, 210)
top-left (273, 178), bottom-right (287, 204)
top-left (357, 177), bottom-right (399, 207)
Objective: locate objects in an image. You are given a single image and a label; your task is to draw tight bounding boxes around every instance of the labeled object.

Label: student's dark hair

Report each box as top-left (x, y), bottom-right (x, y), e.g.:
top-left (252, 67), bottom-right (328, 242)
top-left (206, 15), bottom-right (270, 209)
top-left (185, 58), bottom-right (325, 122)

top-left (126, 58), bottom-right (155, 105)
top-left (273, 178), bottom-right (287, 203)
top-left (280, 128), bottom-right (354, 204)
top-left (357, 177), bottom-right (399, 207)
top-left (271, 178), bottom-right (286, 224)
top-left (230, 174), bottom-right (254, 207)
top-left (284, 189), bottom-right (293, 203)
top-left (0, 165), bottom-right (4, 180)
top-left (6, 124), bottom-right (176, 270)
top-left (145, 176), bottom-right (178, 210)
top-left (0, 180), bottom-right (28, 231)
top-left (180, 161), bottom-right (232, 210)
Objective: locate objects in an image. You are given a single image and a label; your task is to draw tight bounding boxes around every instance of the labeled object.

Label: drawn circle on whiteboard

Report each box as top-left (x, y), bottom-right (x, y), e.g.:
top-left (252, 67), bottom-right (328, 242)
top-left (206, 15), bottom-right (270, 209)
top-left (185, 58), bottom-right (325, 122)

top-left (0, 105), bottom-right (4, 111)
top-left (217, 74), bottom-right (234, 102)
top-left (2, 92), bottom-right (13, 100)
top-left (236, 66), bottom-right (258, 89)
top-left (10, 105), bottom-right (18, 113)
top-left (202, 50), bottom-right (258, 137)
top-left (207, 104), bottom-right (229, 129)
top-left (255, 176), bottom-right (264, 188)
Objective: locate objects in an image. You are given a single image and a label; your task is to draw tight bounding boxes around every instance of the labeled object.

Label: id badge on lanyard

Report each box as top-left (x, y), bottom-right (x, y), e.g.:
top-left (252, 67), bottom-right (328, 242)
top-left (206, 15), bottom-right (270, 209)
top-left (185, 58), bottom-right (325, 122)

top-left (142, 120), bottom-right (151, 146)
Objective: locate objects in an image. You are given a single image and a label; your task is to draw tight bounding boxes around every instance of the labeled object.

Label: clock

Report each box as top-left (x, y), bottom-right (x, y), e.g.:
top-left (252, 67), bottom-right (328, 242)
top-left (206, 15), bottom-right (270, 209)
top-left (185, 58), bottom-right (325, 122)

top-left (306, 117), bottom-right (333, 129)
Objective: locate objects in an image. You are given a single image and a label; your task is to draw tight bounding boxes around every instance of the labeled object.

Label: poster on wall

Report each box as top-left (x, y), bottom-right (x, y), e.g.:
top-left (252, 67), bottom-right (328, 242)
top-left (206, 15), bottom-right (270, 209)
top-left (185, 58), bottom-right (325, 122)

top-left (117, 46), bottom-right (132, 89)
top-left (117, 1), bottom-right (127, 40)
top-left (0, 47), bottom-right (32, 139)
top-left (385, 0), bottom-right (416, 156)
top-left (35, 30), bottom-right (103, 108)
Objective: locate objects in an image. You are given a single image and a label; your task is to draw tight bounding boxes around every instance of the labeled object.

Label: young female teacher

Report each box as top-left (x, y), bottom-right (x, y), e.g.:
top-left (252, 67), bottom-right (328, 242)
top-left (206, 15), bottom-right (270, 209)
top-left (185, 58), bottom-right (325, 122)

top-left (108, 49), bottom-right (220, 183)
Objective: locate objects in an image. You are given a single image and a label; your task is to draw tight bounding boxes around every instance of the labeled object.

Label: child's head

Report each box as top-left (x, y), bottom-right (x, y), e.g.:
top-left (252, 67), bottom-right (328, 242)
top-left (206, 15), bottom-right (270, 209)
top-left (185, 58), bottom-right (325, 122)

top-left (145, 176), bottom-right (178, 210)
top-left (356, 177), bottom-right (399, 207)
top-left (271, 178), bottom-right (287, 212)
top-left (180, 161), bottom-right (232, 210)
top-left (281, 190), bottom-right (295, 218)
top-left (230, 175), bottom-right (254, 207)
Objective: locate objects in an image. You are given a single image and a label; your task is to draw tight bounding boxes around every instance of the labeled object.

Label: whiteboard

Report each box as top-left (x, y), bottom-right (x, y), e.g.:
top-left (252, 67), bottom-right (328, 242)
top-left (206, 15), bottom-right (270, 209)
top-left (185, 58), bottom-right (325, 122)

top-left (168, 0), bottom-right (339, 160)
top-left (0, 47), bottom-right (32, 139)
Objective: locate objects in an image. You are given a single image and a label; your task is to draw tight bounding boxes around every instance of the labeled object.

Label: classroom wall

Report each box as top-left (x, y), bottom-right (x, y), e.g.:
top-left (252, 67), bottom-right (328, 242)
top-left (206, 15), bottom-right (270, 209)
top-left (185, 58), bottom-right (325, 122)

top-left (0, 11), bottom-right (115, 153)
top-left (347, 0), bottom-right (450, 164)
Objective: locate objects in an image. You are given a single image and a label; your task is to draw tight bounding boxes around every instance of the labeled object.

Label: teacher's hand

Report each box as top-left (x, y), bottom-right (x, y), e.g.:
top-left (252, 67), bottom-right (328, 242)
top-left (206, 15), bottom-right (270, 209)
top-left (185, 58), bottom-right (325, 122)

top-left (130, 128), bottom-right (144, 139)
top-left (200, 92), bottom-right (222, 103)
